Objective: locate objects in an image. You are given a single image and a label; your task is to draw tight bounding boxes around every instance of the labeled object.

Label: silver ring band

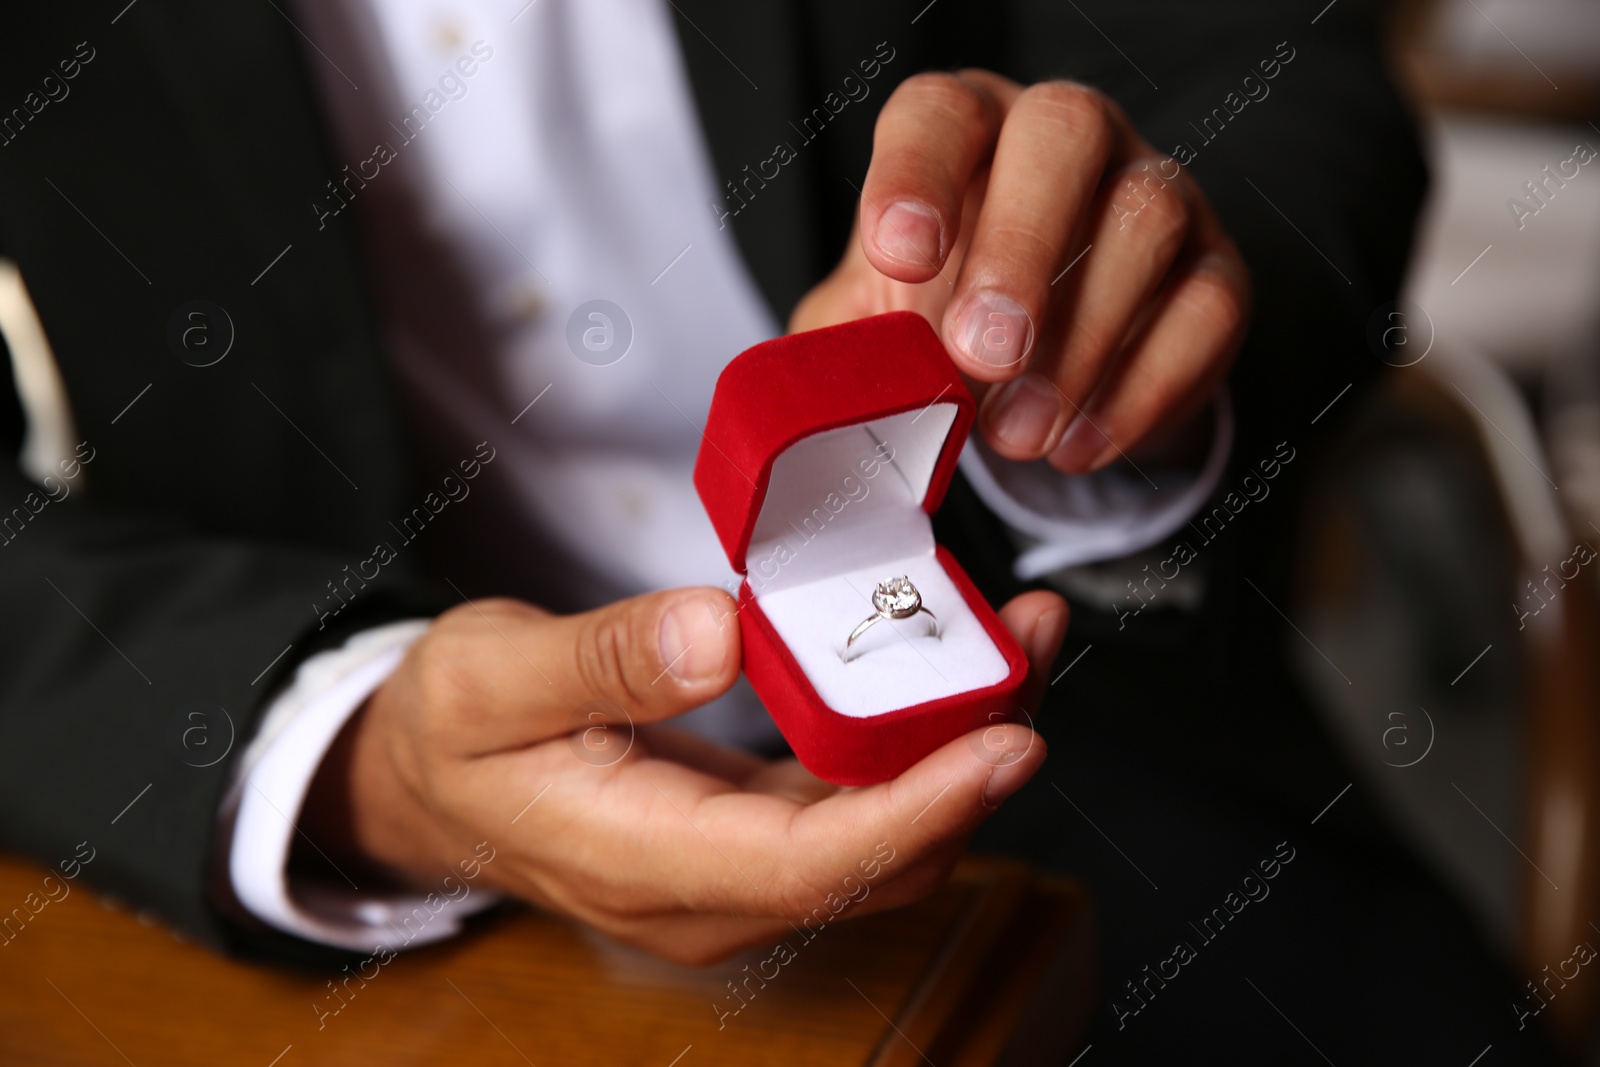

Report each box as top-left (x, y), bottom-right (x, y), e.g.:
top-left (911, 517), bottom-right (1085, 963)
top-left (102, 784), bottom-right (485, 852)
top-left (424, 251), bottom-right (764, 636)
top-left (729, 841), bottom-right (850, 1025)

top-left (844, 576), bottom-right (940, 662)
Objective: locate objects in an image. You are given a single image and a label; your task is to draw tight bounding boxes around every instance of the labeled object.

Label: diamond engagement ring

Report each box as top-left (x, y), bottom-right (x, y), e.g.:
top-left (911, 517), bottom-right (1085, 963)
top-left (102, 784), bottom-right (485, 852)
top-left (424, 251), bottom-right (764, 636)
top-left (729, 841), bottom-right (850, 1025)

top-left (844, 576), bottom-right (939, 661)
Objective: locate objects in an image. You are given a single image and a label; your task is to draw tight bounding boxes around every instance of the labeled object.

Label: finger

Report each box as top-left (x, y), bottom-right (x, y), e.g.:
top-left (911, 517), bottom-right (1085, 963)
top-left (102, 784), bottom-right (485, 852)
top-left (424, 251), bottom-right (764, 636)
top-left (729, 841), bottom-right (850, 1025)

top-left (593, 839), bottom-right (969, 966)
top-left (1049, 230), bottom-right (1249, 473)
top-left (742, 758), bottom-right (839, 805)
top-left (570, 715), bottom-right (1037, 921)
top-left (858, 71), bottom-right (1013, 283)
top-left (494, 752), bottom-right (968, 935)
top-left (941, 81), bottom-right (1133, 381)
top-left (998, 589), bottom-right (1070, 676)
top-left (838, 837), bottom-right (969, 917)
top-left (958, 590), bottom-right (1067, 774)
top-left (979, 153), bottom-right (1195, 460)
top-left (590, 912), bottom-right (797, 968)
top-left (768, 723), bottom-right (1044, 907)
top-left (430, 588), bottom-right (741, 755)
top-left (490, 851), bottom-right (795, 966)
top-left (1000, 588), bottom-right (1069, 708)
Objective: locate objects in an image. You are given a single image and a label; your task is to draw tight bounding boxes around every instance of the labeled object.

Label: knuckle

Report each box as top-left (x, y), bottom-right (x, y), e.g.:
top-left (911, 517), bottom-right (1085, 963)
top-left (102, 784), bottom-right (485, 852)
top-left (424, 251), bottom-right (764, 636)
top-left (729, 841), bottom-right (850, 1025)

top-left (1122, 368), bottom-right (1182, 426)
top-left (767, 872), bottom-right (823, 918)
top-left (1180, 265), bottom-right (1250, 345)
top-left (408, 646), bottom-right (483, 753)
top-left (985, 223), bottom-right (1062, 281)
top-left (437, 595), bottom-right (522, 630)
top-left (890, 71), bottom-right (988, 129)
top-left (411, 628), bottom-right (476, 714)
top-left (573, 609), bottom-right (650, 710)
top-left (1142, 180), bottom-right (1190, 240)
top-left (985, 223), bottom-right (1058, 273)
top-left (472, 596), bottom-right (531, 623)
top-left (1063, 316), bottom-right (1120, 370)
top-left (1115, 173), bottom-right (1189, 259)
top-left (409, 597), bottom-right (552, 747)
top-left (1022, 80), bottom-right (1107, 138)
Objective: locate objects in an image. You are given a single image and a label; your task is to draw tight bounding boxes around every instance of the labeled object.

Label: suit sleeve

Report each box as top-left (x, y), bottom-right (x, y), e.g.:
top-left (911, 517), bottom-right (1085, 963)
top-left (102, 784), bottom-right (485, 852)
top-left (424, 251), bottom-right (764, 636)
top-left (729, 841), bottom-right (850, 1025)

top-left (0, 5), bottom-right (461, 967)
top-left (0, 363), bottom-right (448, 962)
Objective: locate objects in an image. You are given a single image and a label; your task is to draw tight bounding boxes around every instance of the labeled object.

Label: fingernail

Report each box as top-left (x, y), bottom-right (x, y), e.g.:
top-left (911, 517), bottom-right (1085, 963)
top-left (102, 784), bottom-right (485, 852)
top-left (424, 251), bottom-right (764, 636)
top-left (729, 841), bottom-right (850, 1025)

top-left (985, 373), bottom-right (1063, 454)
top-left (658, 596), bottom-right (729, 684)
top-left (874, 201), bottom-right (942, 266)
top-left (954, 292), bottom-right (1034, 369)
top-left (981, 731), bottom-right (1041, 807)
top-left (1050, 414), bottom-right (1110, 472)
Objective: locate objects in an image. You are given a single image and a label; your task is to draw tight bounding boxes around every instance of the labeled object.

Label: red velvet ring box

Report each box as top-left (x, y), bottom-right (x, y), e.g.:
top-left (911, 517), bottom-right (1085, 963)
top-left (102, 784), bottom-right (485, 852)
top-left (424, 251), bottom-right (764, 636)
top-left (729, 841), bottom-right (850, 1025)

top-left (693, 311), bottom-right (1030, 786)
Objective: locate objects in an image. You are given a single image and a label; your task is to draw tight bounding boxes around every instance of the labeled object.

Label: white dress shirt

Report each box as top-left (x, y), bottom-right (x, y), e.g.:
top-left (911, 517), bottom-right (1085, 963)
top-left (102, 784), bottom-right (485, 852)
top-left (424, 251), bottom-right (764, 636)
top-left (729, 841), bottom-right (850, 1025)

top-left (224, 0), bottom-right (1230, 953)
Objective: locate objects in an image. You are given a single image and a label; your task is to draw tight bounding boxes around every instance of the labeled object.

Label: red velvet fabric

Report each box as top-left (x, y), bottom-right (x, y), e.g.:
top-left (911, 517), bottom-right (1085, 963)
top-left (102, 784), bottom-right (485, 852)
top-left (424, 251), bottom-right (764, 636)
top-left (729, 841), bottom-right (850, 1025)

top-left (694, 312), bottom-right (1029, 784)
top-left (694, 311), bottom-right (971, 571)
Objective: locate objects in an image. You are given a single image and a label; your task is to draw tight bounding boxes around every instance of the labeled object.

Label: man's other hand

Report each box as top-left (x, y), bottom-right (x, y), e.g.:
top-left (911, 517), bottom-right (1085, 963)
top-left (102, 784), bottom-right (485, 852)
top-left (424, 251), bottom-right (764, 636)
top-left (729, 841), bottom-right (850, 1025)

top-left (793, 72), bottom-right (1251, 473)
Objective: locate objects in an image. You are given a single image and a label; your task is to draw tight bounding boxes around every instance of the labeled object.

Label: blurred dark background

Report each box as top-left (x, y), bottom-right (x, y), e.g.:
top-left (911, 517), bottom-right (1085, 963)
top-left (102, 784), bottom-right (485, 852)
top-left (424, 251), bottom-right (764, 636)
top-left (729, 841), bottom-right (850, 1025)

top-left (1279, 0), bottom-right (1600, 1057)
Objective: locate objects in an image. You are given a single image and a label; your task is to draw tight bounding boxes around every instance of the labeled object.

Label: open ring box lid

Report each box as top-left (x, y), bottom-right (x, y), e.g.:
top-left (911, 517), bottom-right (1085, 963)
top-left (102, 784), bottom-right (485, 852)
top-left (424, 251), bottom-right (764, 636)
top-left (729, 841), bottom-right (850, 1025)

top-left (693, 312), bottom-right (1029, 785)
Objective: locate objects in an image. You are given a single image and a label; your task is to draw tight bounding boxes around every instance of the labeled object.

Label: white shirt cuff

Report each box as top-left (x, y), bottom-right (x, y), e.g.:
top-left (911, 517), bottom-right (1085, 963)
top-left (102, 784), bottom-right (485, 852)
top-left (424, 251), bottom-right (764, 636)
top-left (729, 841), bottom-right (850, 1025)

top-left (957, 390), bottom-right (1235, 581)
top-left (222, 619), bottom-right (500, 953)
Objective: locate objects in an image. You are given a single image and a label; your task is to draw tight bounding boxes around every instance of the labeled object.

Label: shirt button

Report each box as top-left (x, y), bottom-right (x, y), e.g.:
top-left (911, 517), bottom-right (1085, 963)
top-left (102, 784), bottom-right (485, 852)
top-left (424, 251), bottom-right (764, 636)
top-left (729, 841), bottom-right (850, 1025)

top-left (617, 486), bottom-right (647, 522)
top-left (504, 282), bottom-right (546, 324)
top-left (434, 19), bottom-right (463, 51)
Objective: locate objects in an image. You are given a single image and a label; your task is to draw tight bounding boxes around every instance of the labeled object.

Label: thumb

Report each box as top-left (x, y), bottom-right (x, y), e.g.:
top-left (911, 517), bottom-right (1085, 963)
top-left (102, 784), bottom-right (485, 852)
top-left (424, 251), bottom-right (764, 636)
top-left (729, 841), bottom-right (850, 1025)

top-left (458, 587), bottom-right (742, 752)
top-left (551, 585), bottom-right (742, 722)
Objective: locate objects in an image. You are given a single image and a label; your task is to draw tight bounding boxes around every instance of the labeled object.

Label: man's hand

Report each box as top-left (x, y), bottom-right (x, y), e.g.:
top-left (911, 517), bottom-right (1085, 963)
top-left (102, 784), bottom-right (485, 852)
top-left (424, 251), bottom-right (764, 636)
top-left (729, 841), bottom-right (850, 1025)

top-left (302, 586), bottom-right (1067, 965)
top-left (792, 71), bottom-right (1251, 473)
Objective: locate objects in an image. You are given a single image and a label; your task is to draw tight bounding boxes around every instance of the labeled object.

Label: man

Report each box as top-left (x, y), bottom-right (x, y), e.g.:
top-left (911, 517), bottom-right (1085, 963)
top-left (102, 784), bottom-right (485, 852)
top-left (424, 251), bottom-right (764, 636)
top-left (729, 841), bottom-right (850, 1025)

top-left (0, 0), bottom-right (1553, 1060)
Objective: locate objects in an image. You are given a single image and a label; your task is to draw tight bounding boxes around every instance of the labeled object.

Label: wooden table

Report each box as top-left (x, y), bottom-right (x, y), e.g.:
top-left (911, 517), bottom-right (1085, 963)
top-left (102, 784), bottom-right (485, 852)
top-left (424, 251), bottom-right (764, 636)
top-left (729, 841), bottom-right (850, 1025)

top-left (0, 854), bottom-right (1092, 1066)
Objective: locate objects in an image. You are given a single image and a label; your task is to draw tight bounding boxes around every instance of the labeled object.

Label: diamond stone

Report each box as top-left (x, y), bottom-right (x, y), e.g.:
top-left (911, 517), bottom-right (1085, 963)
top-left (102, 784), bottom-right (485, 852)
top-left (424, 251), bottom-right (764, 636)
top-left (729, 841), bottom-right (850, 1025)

top-left (872, 576), bottom-right (921, 618)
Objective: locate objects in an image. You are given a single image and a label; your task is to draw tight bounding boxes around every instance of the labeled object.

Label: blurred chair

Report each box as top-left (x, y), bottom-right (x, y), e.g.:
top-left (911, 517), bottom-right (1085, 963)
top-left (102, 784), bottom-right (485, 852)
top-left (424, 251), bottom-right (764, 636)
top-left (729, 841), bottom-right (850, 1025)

top-left (1295, 345), bottom-right (1600, 1058)
top-left (1389, 0), bottom-right (1600, 121)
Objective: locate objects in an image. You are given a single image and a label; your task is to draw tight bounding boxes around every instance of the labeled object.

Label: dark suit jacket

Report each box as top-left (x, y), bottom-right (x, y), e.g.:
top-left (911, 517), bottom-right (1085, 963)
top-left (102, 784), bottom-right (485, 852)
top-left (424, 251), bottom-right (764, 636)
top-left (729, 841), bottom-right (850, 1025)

top-left (0, 0), bottom-right (1422, 962)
